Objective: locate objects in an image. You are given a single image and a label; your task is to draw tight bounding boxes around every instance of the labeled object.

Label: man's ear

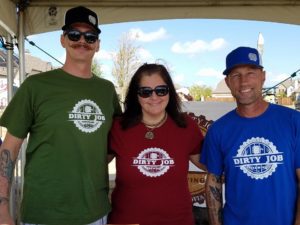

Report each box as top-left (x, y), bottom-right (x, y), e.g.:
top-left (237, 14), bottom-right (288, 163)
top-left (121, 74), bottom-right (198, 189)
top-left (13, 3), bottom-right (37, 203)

top-left (60, 34), bottom-right (66, 48)
top-left (262, 70), bottom-right (266, 82)
top-left (96, 39), bottom-right (100, 52)
top-left (225, 76), bottom-right (230, 89)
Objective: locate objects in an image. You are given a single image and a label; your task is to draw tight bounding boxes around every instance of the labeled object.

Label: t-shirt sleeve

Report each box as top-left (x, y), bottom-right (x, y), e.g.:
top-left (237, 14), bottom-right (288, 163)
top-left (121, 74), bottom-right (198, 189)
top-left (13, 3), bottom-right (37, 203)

top-left (108, 118), bottom-right (122, 155)
top-left (0, 79), bottom-right (34, 138)
top-left (200, 124), bottom-right (224, 176)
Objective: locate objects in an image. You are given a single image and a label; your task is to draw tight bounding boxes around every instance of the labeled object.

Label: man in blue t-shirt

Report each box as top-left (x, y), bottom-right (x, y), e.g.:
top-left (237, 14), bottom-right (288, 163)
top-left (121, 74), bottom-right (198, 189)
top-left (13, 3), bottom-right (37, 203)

top-left (200, 46), bottom-right (300, 225)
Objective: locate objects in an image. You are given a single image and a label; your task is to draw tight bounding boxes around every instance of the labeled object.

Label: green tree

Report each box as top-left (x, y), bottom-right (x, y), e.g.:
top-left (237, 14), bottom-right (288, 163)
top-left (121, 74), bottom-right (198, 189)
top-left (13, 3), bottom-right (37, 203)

top-left (92, 59), bottom-right (103, 77)
top-left (112, 32), bottom-right (140, 102)
top-left (189, 85), bottom-right (212, 101)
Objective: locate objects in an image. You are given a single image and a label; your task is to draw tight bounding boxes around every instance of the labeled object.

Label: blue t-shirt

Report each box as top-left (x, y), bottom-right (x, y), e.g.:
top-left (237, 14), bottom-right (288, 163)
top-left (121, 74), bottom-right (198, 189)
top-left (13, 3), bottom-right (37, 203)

top-left (200, 104), bottom-right (300, 225)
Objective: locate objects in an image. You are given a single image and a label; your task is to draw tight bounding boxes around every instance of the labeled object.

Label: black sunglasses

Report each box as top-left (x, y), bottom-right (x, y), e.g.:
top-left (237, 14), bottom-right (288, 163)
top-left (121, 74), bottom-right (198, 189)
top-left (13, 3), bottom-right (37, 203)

top-left (65, 30), bottom-right (99, 44)
top-left (137, 85), bottom-right (169, 98)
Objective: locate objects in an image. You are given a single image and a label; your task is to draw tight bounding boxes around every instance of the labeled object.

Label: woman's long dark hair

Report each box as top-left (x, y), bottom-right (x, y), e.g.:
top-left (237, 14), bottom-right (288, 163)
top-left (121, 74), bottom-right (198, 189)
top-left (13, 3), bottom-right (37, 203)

top-left (120, 63), bottom-right (186, 129)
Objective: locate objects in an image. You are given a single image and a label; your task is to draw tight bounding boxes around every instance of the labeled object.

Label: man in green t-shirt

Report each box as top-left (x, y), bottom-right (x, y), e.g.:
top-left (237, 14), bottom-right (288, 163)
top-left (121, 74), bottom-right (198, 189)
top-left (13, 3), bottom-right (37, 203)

top-left (0, 6), bottom-right (121, 225)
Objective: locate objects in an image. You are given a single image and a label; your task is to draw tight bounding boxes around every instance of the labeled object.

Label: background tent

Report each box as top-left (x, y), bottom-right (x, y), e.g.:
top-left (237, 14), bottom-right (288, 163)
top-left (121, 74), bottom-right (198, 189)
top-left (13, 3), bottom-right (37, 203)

top-left (1, 0), bottom-right (300, 97)
top-left (1, 0), bottom-right (300, 37)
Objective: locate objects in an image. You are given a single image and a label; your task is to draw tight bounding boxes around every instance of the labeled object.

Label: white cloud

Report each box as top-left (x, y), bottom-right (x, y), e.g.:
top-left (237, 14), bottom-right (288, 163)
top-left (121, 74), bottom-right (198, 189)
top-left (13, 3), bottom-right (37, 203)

top-left (129, 27), bottom-right (168, 42)
top-left (171, 38), bottom-right (226, 55)
top-left (106, 48), bottom-right (153, 64)
top-left (173, 73), bottom-right (185, 83)
top-left (209, 38), bottom-right (227, 50)
top-left (195, 80), bottom-right (205, 86)
top-left (95, 49), bottom-right (114, 61)
top-left (197, 68), bottom-right (223, 79)
top-left (264, 71), bottom-right (290, 87)
top-left (101, 64), bottom-right (111, 75)
top-left (137, 48), bottom-right (154, 61)
top-left (171, 40), bottom-right (206, 54)
top-left (100, 64), bottom-right (115, 83)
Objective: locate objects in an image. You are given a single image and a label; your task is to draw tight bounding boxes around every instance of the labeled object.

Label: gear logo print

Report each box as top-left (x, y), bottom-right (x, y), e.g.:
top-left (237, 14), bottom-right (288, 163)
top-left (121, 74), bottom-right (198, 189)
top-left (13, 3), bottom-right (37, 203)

top-left (132, 147), bottom-right (175, 177)
top-left (68, 99), bottom-right (105, 133)
top-left (233, 137), bottom-right (284, 180)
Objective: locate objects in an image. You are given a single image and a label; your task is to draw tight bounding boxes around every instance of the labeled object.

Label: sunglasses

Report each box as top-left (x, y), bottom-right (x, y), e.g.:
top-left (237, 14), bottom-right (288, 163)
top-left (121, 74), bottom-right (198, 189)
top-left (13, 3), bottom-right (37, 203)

top-left (137, 85), bottom-right (169, 98)
top-left (65, 30), bottom-right (99, 44)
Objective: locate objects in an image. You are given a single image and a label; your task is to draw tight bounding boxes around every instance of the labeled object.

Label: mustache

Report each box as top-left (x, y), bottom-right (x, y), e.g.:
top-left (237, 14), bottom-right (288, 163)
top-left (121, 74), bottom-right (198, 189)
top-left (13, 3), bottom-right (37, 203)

top-left (70, 42), bottom-right (93, 50)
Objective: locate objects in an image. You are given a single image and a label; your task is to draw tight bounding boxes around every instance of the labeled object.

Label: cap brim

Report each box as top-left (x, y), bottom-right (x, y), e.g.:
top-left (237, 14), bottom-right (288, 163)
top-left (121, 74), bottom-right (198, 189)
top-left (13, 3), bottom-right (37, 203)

top-left (223, 63), bottom-right (263, 76)
top-left (61, 24), bottom-right (101, 34)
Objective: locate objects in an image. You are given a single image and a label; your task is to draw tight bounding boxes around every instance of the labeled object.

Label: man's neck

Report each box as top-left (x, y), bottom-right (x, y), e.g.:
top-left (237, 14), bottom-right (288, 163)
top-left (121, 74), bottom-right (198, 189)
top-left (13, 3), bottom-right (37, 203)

top-left (236, 100), bottom-right (269, 118)
top-left (62, 60), bottom-right (93, 79)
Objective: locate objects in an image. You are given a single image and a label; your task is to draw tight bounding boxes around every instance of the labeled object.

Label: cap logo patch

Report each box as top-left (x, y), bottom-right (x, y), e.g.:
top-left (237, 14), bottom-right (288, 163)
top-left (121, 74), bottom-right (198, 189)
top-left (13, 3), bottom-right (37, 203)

top-left (89, 15), bottom-right (96, 26)
top-left (248, 53), bottom-right (258, 62)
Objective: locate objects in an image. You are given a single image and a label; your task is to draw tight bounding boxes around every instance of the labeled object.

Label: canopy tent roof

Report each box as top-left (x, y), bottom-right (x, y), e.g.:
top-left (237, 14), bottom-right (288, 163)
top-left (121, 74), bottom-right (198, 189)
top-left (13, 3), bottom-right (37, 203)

top-left (1, 0), bottom-right (300, 38)
top-left (0, 0), bottom-right (17, 37)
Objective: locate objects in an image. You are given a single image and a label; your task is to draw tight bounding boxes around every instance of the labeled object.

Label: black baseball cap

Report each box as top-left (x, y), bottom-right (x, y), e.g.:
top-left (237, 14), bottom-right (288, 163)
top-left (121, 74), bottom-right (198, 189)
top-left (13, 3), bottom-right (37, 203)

top-left (62, 6), bottom-right (101, 34)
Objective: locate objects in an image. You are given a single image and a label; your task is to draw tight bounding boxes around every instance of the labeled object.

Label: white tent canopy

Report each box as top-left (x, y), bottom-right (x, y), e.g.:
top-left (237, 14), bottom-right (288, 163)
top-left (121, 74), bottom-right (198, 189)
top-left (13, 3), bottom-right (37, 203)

top-left (0, 0), bottom-right (17, 37)
top-left (1, 0), bottom-right (300, 38)
top-left (1, 0), bottom-right (299, 87)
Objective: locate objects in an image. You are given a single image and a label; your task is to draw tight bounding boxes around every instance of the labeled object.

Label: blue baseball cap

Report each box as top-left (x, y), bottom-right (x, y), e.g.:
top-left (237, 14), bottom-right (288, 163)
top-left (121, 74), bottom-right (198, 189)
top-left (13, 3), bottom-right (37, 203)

top-left (223, 46), bottom-right (263, 75)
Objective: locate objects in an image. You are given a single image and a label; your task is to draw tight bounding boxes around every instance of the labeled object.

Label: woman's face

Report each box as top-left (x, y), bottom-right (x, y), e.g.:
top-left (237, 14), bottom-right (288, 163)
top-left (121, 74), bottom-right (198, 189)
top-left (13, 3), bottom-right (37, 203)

top-left (137, 73), bottom-right (169, 119)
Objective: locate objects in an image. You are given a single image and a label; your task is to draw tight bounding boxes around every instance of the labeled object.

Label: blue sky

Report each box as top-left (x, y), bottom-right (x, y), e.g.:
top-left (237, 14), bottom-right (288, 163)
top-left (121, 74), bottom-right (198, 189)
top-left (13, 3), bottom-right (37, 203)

top-left (25, 19), bottom-right (300, 89)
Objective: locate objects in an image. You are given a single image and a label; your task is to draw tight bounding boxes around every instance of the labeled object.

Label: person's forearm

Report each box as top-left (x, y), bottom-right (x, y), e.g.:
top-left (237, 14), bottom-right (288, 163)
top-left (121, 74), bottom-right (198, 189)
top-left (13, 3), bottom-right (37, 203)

top-left (0, 148), bottom-right (16, 225)
top-left (190, 154), bottom-right (207, 171)
top-left (206, 173), bottom-right (223, 225)
top-left (0, 148), bottom-right (16, 204)
top-left (0, 132), bottom-right (23, 224)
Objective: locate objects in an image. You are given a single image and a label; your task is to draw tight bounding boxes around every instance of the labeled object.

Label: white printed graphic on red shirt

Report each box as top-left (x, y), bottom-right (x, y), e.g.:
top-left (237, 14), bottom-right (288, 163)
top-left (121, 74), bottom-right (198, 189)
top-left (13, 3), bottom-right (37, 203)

top-left (68, 99), bottom-right (105, 133)
top-left (233, 137), bottom-right (284, 180)
top-left (132, 147), bottom-right (175, 177)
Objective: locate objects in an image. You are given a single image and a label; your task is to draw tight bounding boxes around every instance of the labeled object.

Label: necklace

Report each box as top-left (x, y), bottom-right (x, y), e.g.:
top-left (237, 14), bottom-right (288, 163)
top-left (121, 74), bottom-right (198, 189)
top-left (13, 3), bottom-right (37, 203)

top-left (142, 113), bottom-right (167, 140)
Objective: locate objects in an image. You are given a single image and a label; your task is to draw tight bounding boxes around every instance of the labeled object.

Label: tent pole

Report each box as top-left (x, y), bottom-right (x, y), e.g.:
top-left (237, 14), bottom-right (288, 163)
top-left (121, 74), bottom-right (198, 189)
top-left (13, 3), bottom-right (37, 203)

top-left (14, 7), bottom-right (27, 225)
top-left (6, 34), bottom-right (16, 221)
top-left (18, 14), bottom-right (25, 83)
top-left (6, 35), bottom-right (13, 101)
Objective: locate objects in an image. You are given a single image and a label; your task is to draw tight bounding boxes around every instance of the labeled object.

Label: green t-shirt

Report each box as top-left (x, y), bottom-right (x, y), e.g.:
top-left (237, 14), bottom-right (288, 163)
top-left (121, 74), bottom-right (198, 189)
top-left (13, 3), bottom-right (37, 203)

top-left (0, 69), bottom-right (121, 225)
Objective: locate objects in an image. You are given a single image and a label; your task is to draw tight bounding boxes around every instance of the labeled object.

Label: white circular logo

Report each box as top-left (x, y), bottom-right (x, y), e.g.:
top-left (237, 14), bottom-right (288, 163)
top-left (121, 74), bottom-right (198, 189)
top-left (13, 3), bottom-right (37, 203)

top-left (88, 15), bottom-right (97, 26)
top-left (233, 137), bottom-right (284, 180)
top-left (68, 99), bottom-right (105, 133)
top-left (248, 52), bottom-right (258, 62)
top-left (132, 147), bottom-right (175, 177)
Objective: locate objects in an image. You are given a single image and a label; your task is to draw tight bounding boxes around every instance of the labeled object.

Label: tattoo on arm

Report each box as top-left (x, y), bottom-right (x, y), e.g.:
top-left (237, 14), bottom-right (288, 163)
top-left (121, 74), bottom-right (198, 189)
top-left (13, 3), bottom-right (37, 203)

top-left (209, 177), bottom-right (223, 222)
top-left (206, 173), bottom-right (223, 225)
top-left (0, 149), bottom-right (15, 184)
top-left (210, 185), bottom-right (222, 202)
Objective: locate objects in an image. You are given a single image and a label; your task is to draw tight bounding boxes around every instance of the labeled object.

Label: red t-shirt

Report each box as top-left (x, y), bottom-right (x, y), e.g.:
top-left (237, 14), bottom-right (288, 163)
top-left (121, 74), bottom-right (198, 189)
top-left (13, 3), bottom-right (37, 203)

top-left (108, 115), bottom-right (203, 225)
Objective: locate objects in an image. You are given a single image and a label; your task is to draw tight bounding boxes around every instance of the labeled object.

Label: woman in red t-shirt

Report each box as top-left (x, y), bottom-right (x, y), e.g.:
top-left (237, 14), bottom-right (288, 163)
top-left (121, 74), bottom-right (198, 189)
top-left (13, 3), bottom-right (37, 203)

top-left (108, 63), bottom-right (205, 225)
